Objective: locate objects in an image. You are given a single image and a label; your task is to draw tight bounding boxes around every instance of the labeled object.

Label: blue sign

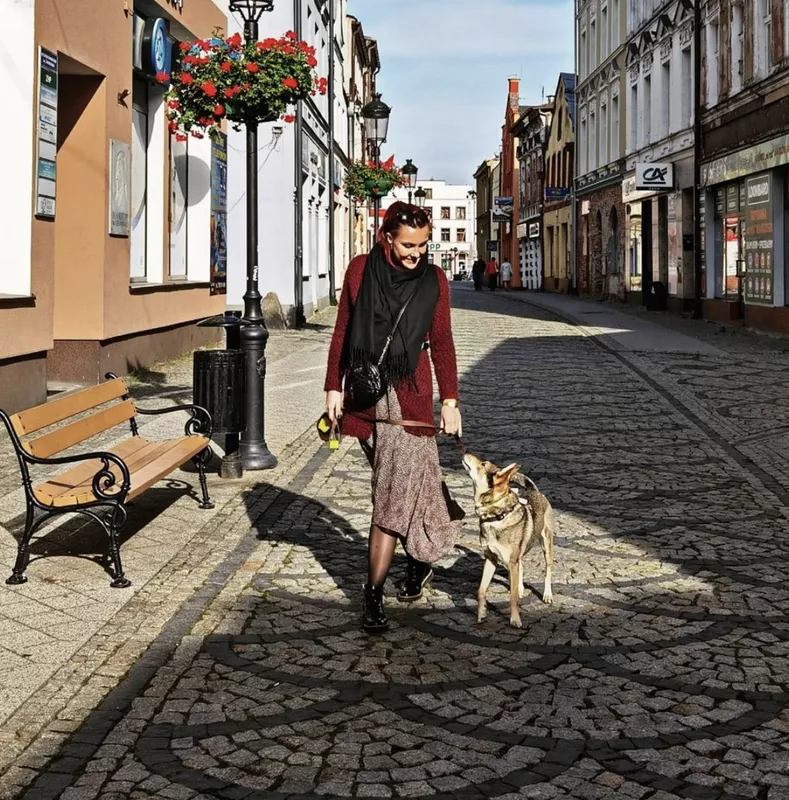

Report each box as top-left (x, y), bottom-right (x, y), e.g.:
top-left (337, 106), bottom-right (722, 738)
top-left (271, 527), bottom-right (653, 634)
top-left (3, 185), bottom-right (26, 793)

top-left (142, 18), bottom-right (172, 77)
top-left (545, 187), bottom-right (569, 201)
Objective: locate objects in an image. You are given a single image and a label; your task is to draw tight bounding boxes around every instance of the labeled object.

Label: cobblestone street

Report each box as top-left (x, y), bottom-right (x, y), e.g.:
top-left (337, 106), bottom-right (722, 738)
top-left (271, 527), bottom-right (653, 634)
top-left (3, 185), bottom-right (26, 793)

top-left (5, 286), bottom-right (789, 800)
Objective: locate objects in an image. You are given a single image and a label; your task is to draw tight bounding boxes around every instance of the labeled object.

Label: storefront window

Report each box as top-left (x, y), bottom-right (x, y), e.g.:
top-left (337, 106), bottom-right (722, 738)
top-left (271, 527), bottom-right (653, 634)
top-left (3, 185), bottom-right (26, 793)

top-left (131, 76), bottom-right (148, 281)
top-left (627, 201), bottom-right (642, 291)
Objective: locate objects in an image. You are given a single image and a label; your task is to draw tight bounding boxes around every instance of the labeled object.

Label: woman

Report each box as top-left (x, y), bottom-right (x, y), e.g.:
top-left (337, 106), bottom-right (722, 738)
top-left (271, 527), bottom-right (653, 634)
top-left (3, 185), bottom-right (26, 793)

top-left (500, 259), bottom-right (513, 290)
top-left (324, 202), bottom-right (463, 633)
top-left (485, 257), bottom-right (499, 291)
top-left (471, 258), bottom-right (485, 291)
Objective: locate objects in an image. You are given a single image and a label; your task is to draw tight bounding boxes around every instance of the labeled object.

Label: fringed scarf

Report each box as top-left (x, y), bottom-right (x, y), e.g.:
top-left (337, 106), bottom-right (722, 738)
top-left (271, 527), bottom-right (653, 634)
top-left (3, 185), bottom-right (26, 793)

top-left (347, 244), bottom-right (440, 388)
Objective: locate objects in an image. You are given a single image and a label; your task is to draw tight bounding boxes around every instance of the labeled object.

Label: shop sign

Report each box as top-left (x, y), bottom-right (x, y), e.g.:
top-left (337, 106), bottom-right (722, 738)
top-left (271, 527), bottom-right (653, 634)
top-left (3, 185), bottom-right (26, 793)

top-left (529, 222), bottom-right (540, 239)
top-left (210, 132), bottom-right (228, 296)
top-left (428, 242), bottom-right (441, 252)
top-left (35, 47), bottom-right (58, 219)
top-left (516, 221), bottom-right (529, 239)
top-left (701, 132), bottom-right (789, 186)
top-left (486, 240), bottom-right (498, 252)
top-left (545, 187), bottom-right (569, 201)
top-left (698, 188), bottom-right (706, 276)
top-left (492, 196), bottom-right (513, 223)
top-left (581, 200), bottom-right (590, 215)
top-left (142, 18), bottom-right (172, 79)
top-left (726, 184), bottom-right (740, 214)
top-left (743, 173), bottom-right (774, 305)
top-left (635, 162), bottom-right (673, 191)
top-left (109, 140), bottom-right (131, 237)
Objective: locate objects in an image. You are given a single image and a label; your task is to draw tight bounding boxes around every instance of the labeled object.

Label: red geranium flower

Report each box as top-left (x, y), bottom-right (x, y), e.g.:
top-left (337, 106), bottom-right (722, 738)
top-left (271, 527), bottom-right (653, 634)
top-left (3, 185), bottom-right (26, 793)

top-left (242, 82), bottom-right (251, 90)
top-left (190, 130), bottom-right (205, 139)
top-left (282, 114), bottom-right (296, 123)
top-left (307, 55), bottom-right (318, 68)
top-left (168, 120), bottom-right (178, 133)
top-left (198, 40), bottom-right (211, 51)
top-left (155, 72), bottom-right (170, 83)
top-left (258, 38), bottom-right (277, 50)
top-left (201, 81), bottom-right (218, 97)
top-left (175, 132), bottom-right (188, 142)
top-left (227, 32), bottom-right (242, 48)
top-left (213, 104), bottom-right (225, 116)
top-left (199, 117), bottom-right (211, 126)
top-left (167, 99), bottom-right (180, 109)
top-left (179, 42), bottom-right (190, 52)
top-left (180, 72), bottom-right (194, 84)
top-left (285, 30), bottom-right (297, 39)
top-left (283, 77), bottom-right (298, 90)
top-left (220, 61), bottom-right (232, 72)
top-left (246, 62), bottom-right (260, 73)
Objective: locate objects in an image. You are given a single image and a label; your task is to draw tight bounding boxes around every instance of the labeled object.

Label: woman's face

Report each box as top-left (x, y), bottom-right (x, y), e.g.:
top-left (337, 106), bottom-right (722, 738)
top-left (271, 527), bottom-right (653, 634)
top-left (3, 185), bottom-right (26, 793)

top-left (386, 224), bottom-right (430, 269)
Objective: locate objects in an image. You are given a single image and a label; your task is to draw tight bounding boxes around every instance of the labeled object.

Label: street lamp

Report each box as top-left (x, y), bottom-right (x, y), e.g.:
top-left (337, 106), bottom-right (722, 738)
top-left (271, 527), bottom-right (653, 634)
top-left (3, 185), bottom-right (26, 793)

top-left (228, 0), bottom-right (277, 471)
top-left (414, 187), bottom-right (426, 208)
top-left (451, 246), bottom-right (458, 277)
top-left (467, 189), bottom-right (477, 258)
top-left (402, 159), bottom-right (418, 205)
top-left (361, 93), bottom-right (391, 237)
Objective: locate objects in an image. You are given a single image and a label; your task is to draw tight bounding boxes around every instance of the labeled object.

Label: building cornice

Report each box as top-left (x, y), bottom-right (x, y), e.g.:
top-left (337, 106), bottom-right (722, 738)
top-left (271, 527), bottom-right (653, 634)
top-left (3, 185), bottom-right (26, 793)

top-left (575, 159), bottom-right (625, 196)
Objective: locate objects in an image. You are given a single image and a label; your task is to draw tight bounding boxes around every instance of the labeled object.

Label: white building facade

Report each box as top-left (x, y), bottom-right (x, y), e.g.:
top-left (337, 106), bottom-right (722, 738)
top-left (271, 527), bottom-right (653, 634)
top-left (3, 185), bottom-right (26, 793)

top-left (623, 0), bottom-right (696, 311)
top-left (223, 0), bottom-right (374, 324)
top-left (384, 181), bottom-right (476, 278)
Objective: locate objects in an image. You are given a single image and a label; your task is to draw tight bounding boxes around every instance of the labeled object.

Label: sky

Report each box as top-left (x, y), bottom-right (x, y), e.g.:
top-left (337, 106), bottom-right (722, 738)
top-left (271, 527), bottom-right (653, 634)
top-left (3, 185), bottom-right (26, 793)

top-left (346, 0), bottom-right (575, 186)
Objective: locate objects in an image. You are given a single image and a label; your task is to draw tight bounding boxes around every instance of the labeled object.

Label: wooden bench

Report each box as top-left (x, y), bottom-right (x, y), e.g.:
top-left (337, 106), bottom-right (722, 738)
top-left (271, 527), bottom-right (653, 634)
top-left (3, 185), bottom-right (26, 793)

top-left (0, 373), bottom-right (214, 588)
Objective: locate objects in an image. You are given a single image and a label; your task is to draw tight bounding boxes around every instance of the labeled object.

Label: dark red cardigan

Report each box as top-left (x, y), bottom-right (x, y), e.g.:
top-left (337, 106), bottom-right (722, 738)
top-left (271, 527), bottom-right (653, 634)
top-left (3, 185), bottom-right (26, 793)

top-left (324, 254), bottom-right (459, 440)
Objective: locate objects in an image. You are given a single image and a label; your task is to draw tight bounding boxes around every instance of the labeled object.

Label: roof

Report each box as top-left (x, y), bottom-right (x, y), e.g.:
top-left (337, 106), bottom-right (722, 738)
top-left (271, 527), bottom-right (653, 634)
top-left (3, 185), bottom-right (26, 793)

top-left (559, 72), bottom-right (576, 125)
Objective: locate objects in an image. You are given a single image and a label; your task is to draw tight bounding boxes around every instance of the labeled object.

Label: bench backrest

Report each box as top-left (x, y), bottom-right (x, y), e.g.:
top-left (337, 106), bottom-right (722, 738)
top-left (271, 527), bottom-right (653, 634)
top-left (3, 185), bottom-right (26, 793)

top-left (9, 378), bottom-right (136, 459)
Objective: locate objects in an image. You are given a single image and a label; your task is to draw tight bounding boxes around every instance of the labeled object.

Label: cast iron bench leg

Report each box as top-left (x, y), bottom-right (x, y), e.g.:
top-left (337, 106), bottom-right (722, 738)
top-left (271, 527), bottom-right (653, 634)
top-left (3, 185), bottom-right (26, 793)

top-left (193, 447), bottom-right (215, 510)
top-left (106, 504), bottom-right (132, 589)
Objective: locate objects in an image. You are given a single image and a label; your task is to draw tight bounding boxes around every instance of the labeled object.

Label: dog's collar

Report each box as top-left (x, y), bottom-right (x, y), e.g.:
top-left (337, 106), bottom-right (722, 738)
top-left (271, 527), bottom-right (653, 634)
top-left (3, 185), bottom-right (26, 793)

top-left (477, 493), bottom-right (521, 523)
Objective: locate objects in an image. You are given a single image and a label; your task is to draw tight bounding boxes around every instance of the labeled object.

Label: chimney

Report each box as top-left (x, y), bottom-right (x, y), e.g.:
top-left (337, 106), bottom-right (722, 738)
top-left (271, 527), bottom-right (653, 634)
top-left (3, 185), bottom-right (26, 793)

top-left (508, 76), bottom-right (520, 96)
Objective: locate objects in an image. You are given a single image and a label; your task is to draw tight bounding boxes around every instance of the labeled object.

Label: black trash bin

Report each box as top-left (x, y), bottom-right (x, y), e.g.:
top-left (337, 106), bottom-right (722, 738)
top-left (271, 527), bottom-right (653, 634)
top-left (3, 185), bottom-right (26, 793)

top-left (194, 312), bottom-right (249, 479)
top-left (647, 280), bottom-right (668, 311)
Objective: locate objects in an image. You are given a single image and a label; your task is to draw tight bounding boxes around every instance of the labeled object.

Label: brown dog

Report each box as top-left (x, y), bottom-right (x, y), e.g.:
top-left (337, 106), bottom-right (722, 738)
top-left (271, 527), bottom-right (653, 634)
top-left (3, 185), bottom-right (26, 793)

top-left (462, 453), bottom-right (554, 628)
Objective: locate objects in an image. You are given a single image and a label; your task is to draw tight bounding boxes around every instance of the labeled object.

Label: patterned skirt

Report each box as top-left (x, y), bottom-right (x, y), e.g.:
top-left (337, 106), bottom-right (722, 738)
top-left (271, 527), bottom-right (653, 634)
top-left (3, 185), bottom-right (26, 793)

top-left (360, 390), bottom-right (462, 563)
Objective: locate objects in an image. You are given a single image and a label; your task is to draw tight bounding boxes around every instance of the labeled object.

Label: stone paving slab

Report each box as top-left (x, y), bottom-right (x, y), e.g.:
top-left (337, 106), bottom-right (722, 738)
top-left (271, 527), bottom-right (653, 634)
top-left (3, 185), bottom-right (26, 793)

top-left (5, 287), bottom-right (789, 799)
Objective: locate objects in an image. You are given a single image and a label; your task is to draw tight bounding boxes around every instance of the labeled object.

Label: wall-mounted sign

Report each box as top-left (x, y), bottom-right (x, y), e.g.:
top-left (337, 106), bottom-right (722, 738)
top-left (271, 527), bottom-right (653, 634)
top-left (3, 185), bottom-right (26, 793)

top-left (545, 187), bottom-right (569, 201)
top-left (427, 242), bottom-right (442, 252)
top-left (210, 132), bottom-right (228, 296)
top-left (492, 196), bottom-right (513, 223)
top-left (744, 173), bottom-right (774, 305)
top-left (635, 162), bottom-right (674, 191)
top-left (35, 47), bottom-right (58, 218)
top-left (142, 18), bottom-right (172, 78)
top-left (529, 222), bottom-right (540, 239)
top-left (109, 140), bottom-right (131, 236)
top-left (581, 199), bottom-right (590, 215)
top-left (516, 222), bottom-right (529, 239)
top-left (701, 132), bottom-right (789, 186)
top-left (486, 240), bottom-right (498, 252)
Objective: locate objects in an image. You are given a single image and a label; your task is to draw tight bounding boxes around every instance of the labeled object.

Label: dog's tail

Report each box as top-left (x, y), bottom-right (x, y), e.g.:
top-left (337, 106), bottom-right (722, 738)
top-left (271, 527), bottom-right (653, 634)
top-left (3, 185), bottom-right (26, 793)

top-left (513, 472), bottom-right (539, 493)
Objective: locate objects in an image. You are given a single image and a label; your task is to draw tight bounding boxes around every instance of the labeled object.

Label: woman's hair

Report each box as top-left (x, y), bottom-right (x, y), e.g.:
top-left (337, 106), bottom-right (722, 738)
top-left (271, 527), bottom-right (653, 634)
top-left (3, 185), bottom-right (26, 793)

top-left (377, 201), bottom-right (431, 246)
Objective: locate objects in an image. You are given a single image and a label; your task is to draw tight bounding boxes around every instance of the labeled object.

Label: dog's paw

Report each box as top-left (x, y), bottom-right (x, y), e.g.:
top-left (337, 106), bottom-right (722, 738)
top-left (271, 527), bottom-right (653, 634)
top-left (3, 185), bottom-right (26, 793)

top-left (477, 609), bottom-right (487, 624)
top-left (542, 591), bottom-right (553, 605)
top-left (509, 616), bottom-right (523, 629)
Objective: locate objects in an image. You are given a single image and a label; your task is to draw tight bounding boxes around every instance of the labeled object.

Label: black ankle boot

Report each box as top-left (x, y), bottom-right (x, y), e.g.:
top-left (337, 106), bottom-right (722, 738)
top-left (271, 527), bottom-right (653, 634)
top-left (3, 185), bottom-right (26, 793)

top-left (362, 584), bottom-right (389, 633)
top-left (396, 556), bottom-right (433, 602)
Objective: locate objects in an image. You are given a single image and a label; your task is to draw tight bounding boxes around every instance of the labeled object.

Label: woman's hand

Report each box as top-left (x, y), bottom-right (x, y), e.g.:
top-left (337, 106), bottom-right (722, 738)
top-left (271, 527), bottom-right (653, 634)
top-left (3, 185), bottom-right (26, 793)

top-left (326, 390), bottom-right (344, 424)
top-left (440, 404), bottom-right (462, 437)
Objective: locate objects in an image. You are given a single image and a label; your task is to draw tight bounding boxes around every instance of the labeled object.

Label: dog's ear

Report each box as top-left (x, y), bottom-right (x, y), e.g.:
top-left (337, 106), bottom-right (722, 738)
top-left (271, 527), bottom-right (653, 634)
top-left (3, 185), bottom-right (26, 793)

top-left (493, 463), bottom-right (520, 487)
top-left (483, 461), bottom-right (499, 475)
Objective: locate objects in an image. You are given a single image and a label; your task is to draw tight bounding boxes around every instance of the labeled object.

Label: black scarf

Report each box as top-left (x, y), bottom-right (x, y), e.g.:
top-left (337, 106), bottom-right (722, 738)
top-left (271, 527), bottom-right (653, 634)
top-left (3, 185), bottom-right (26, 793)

top-left (347, 244), bottom-right (440, 387)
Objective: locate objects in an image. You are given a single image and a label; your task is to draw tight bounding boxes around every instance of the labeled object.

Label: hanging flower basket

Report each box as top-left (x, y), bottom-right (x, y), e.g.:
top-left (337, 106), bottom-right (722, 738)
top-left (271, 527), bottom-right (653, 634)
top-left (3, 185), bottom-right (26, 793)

top-left (343, 158), bottom-right (406, 203)
top-left (156, 30), bottom-right (326, 142)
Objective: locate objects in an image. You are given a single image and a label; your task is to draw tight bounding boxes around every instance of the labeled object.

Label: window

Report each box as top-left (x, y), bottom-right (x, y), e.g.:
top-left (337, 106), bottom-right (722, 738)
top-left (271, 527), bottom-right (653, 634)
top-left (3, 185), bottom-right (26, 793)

top-left (456, 206), bottom-right (466, 219)
top-left (611, 94), bottom-right (619, 158)
top-left (441, 228), bottom-right (450, 242)
top-left (601, 5), bottom-right (608, 58)
top-left (590, 18), bottom-right (597, 70)
top-left (612, 0), bottom-right (619, 48)
top-left (682, 47), bottom-right (692, 128)
top-left (440, 206), bottom-right (450, 219)
top-left (661, 59), bottom-right (671, 138)
top-left (629, 83), bottom-right (638, 153)
top-left (457, 228), bottom-right (466, 242)
top-left (643, 74), bottom-right (652, 145)
top-left (600, 101), bottom-right (608, 165)
top-left (424, 188), bottom-right (433, 199)
top-left (131, 76), bottom-right (149, 281)
top-left (756, 0), bottom-right (772, 77)
top-left (706, 19), bottom-right (719, 107)
top-left (732, 3), bottom-right (744, 94)
top-left (580, 30), bottom-right (587, 80)
top-left (589, 108), bottom-right (596, 171)
top-left (580, 115), bottom-right (588, 174)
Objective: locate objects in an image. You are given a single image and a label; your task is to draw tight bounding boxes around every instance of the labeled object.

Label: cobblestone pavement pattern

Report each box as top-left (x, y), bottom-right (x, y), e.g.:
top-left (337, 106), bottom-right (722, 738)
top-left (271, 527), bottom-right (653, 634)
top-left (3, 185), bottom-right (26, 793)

top-left (6, 286), bottom-right (789, 799)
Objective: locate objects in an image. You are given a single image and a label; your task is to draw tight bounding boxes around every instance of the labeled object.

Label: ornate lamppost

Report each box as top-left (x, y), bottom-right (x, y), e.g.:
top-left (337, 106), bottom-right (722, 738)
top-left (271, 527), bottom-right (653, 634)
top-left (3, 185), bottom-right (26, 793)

top-left (414, 186), bottom-right (426, 208)
top-left (402, 159), bottom-right (418, 205)
top-left (229, 0), bottom-right (277, 471)
top-left (361, 93), bottom-right (391, 237)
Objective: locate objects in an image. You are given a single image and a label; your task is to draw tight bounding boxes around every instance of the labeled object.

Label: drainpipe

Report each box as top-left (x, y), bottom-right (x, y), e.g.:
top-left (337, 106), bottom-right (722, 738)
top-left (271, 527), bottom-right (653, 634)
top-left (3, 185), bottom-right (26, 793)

top-left (327, 0), bottom-right (337, 305)
top-left (293, 0), bottom-right (305, 327)
top-left (692, 0), bottom-right (703, 319)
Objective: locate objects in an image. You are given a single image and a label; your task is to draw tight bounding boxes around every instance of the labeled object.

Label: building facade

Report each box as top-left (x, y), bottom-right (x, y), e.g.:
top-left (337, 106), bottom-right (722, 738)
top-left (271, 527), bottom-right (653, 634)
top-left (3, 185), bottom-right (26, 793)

top-left (576, 0), bottom-right (628, 299)
top-left (473, 157), bottom-right (500, 262)
top-left (0, 0), bottom-right (227, 412)
top-left (385, 181), bottom-right (475, 277)
top-left (543, 74), bottom-right (577, 293)
top-left (512, 104), bottom-right (552, 290)
top-left (499, 78), bottom-right (524, 288)
top-left (623, 0), bottom-right (696, 311)
top-left (698, 0), bottom-right (789, 330)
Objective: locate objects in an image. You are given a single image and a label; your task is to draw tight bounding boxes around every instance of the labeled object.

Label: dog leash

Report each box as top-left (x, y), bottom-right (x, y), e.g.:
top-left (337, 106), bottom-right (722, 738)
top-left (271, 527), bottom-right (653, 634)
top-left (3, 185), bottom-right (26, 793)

top-left (344, 412), bottom-right (468, 454)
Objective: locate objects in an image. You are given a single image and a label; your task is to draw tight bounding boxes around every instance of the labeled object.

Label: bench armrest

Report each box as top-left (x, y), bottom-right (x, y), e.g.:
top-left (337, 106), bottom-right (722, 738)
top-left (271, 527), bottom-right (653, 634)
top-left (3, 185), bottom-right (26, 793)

top-left (27, 449), bottom-right (131, 503)
top-left (134, 403), bottom-right (213, 439)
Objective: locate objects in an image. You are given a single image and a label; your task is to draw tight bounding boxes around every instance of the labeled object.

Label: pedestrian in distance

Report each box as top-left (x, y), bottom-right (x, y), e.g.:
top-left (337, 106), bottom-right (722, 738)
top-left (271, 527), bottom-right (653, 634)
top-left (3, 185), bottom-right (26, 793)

top-left (500, 259), bottom-right (513, 291)
top-left (324, 202), bottom-right (463, 634)
top-left (471, 258), bottom-right (485, 291)
top-left (486, 257), bottom-right (499, 291)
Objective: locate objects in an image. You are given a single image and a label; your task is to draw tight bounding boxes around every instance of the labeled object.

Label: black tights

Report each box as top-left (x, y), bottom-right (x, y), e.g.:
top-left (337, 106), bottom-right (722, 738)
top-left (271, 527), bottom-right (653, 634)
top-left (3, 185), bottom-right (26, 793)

top-left (368, 523), bottom-right (398, 586)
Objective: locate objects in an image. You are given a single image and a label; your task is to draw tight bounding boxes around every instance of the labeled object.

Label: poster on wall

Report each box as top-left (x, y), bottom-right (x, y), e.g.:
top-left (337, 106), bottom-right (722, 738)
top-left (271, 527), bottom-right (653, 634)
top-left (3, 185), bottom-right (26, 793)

top-left (667, 194), bottom-right (679, 295)
top-left (35, 47), bottom-right (58, 218)
top-left (492, 196), bottom-right (513, 224)
top-left (210, 132), bottom-right (228, 296)
top-left (743, 173), bottom-right (774, 305)
top-left (109, 140), bottom-right (131, 236)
